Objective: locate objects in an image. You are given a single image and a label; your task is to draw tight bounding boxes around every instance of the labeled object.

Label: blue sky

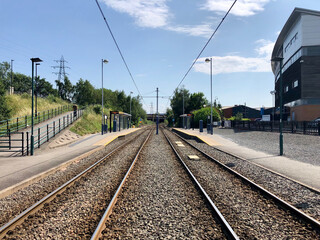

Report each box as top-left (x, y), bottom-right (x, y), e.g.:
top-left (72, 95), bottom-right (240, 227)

top-left (0, 0), bottom-right (319, 113)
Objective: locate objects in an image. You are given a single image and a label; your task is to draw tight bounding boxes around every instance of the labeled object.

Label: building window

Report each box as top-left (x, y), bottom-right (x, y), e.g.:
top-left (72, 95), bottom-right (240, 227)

top-left (293, 80), bottom-right (298, 88)
top-left (284, 85), bottom-right (289, 93)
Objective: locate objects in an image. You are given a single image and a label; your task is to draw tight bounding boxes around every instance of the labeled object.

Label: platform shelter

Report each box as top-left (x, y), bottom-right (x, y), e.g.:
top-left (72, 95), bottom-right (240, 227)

top-left (109, 111), bottom-right (131, 132)
top-left (180, 114), bottom-right (193, 129)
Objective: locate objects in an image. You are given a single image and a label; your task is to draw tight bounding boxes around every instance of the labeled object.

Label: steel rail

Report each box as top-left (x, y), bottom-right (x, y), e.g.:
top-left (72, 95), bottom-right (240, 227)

top-left (161, 128), bottom-right (240, 240)
top-left (0, 129), bottom-right (146, 238)
top-left (170, 128), bottom-right (320, 231)
top-left (91, 128), bottom-right (153, 240)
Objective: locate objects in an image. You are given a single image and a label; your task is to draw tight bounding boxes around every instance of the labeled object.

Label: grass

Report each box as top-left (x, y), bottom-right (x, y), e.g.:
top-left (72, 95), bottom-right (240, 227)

top-left (70, 106), bottom-right (105, 136)
top-left (6, 93), bottom-right (69, 119)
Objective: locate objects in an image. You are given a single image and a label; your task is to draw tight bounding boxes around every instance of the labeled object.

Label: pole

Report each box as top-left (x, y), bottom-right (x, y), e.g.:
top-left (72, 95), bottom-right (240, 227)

top-left (210, 57), bottom-right (213, 135)
top-left (10, 60), bottom-right (14, 95)
top-left (279, 59), bottom-right (283, 155)
top-left (101, 59), bottom-right (104, 135)
top-left (156, 87), bottom-right (159, 135)
top-left (31, 61), bottom-right (34, 155)
top-left (130, 91), bottom-right (133, 128)
top-left (35, 63), bottom-right (38, 117)
top-left (182, 90), bottom-right (184, 128)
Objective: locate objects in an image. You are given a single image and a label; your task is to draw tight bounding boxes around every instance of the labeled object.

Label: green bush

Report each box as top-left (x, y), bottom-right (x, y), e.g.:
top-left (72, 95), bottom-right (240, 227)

top-left (193, 107), bottom-right (220, 127)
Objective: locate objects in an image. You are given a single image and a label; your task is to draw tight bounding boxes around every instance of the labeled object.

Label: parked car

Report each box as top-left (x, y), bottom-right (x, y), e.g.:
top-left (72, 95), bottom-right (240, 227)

top-left (307, 117), bottom-right (320, 128)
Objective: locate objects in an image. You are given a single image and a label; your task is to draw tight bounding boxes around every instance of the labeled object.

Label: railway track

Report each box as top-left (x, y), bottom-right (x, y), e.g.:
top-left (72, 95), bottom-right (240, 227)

top-left (164, 127), bottom-right (320, 239)
top-left (92, 128), bottom-right (235, 239)
top-left (0, 128), bottom-right (152, 239)
top-left (1, 126), bottom-right (319, 239)
top-left (172, 128), bottom-right (320, 221)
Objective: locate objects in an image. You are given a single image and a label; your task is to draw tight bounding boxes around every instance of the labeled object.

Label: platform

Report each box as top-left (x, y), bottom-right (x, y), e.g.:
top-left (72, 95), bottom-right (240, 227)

top-left (0, 128), bottom-right (139, 194)
top-left (173, 128), bottom-right (320, 191)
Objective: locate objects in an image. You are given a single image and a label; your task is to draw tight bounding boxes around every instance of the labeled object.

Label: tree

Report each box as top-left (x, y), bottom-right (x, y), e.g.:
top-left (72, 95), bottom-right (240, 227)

top-left (0, 62), bottom-right (10, 90)
top-left (170, 87), bottom-right (190, 126)
top-left (188, 92), bottom-right (208, 112)
top-left (193, 107), bottom-right (220, 128)
top-left (55, 76), bottom-right (74, 101)
top-left (74, 78), bottom-right (95, 106)
top-left (0, 80), bottom-right (11, 121)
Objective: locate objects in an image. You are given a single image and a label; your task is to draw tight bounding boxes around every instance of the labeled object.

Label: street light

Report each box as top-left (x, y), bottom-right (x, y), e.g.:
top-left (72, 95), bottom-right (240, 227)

top-left (101, 59), bottom-right (108, 135)
top-left (30, 57), bottom-right (43, 155)
top-left (270, 90), bottom-right (276, 129)
top-left (35, 63), bottom-right (40, 117)
top-left (271, 56), bottom-right (284, 156)
top-left (130, 91), bottom-right (133, 127)
top-left (10, 60), bottom-right (14, 95)
top-left (205, 57), bottom-right (213, 135)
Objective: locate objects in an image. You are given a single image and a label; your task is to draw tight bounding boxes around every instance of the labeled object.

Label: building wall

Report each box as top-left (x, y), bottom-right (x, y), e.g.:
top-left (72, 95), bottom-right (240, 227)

top-left (290, 105), bottom-right (320, 121)
top-left (301, 14), bottom-right (320, 46)
top-left (301, 55), bottom-right (320, 99)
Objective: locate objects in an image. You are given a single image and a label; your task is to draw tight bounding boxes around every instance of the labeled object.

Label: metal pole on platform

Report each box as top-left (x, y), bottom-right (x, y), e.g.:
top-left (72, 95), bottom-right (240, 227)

top-left (30, 58), bottom-right (42, 155)
top-left (205, 57), bottom-right (213, 135)
top-left (156, 88), bottom-right (159, 135)
top-left (271, 56), bottom-right (284, 156)
top-left (101, 59), bottom-right (108, 135)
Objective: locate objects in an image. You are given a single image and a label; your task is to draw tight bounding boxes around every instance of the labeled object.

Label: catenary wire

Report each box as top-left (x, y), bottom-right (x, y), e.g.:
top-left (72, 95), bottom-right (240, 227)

top-left (94, 0), bottom-right (146, 106)
top-left (166, 0), bottom-right (237, 109)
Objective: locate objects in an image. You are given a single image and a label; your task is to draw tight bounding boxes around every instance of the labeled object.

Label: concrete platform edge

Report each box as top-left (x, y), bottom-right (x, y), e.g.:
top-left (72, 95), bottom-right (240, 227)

top-left (0, 133), bottom-right (122, 199)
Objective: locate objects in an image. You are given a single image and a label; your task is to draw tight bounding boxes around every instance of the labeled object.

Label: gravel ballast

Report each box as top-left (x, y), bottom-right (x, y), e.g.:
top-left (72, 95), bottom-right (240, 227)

top-left (101, 130), bottom-right (226, 239)
top-left (0, 129), bottom-right (144, 234)
top-left (166, 128), bottom-right (320, 239)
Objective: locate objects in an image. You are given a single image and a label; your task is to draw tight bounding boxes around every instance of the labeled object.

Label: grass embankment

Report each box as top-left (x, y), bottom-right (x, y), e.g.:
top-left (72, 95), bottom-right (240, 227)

top-left (7, 93), bottom-right (69, 118)
top-left (70, 106), bottom-right (108, 136)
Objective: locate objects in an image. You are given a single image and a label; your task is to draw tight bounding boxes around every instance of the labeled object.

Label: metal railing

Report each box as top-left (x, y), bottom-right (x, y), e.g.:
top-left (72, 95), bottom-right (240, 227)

top-left (0, 109), bottom-right (83, 156)
top-left (231, 120), bottom-right (320, 135)
top-left (0, 105), bottom-right (72, 137)
top-left (26, 109), bottom-right (83, 155)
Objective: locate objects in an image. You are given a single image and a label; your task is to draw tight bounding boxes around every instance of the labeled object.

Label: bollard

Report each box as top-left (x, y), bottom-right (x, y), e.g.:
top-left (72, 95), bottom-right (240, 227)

top-left (113, 120), bottom-right (117, 132)
top-left (199, 120), bottom-right (203, 132)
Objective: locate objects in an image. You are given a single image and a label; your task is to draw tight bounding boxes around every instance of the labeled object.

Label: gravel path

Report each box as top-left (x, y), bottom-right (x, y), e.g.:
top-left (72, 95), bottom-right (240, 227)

top-left (101, 130), bottom-right (226, 239)
top-left (0, 129), bottom-right (143, 229)
top-left (213, 128), bottom-right (320, 166)
top-left (166, 129), bottom-right (320, 239)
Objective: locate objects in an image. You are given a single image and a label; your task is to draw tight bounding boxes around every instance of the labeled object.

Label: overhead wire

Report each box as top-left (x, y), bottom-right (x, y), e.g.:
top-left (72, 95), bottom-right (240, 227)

top-left (166, 0), bottom-right (237, 108)
top-left (94, 0), bottom-right (146, 106)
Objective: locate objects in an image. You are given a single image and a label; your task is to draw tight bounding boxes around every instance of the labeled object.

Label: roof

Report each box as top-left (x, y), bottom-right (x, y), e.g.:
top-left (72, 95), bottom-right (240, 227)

top-left (271, 8), bottom-right (320, 74)
top-left (110, 111), bottom-right (131, 116)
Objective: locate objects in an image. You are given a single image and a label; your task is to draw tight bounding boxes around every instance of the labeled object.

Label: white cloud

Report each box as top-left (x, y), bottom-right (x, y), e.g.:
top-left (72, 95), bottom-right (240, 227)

top-left (194, 39), bottom-right (274, 75)
top-left (102, 0), bottom-right (215, 37)
top-left (166, 24), bottom-right (213, 38)
top-left (202, 0), bottom-right (271, 16)
top-left (102, 0), bottom-right (169, 28)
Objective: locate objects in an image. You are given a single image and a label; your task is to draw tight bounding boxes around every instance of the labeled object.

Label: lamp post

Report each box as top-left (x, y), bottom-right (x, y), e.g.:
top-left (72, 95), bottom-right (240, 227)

top-left (271, 57), bottom-right (284, 156)
top-left (101, 59), bottom-right (108, 135)
top-left (30, 58), bottom-right (43, 155)
top-left (205, 57), bottom-right (213, 135)
top-left (10, 60), bottom-right (14, 95)
top-left (270, 90), bottom-right (276, 129)
top-left (35, 63), bottom-right (40, 117)
top-left (130, 91), bottom-right (133, 127)
top-left (182, 89), bottom-right (184, 128)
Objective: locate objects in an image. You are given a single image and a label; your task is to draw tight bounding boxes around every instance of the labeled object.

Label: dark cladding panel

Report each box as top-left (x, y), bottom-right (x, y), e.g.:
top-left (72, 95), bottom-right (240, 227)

top-left (301, 56), bottom-right (320, 98)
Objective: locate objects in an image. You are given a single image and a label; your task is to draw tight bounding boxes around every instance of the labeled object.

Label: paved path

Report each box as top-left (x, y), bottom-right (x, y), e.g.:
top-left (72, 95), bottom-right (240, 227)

top-left (174, 128), bottom-right (320, 190)
top-left (0, 127), bottom-right (139, 193)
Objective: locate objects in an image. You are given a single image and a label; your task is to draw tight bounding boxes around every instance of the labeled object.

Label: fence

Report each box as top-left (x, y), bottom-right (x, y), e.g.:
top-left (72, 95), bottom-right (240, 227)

top-left (231, 120), bottom-right (320, 135)
top-left (0, 105), bottom-right (72, 137)
top-left (0, 109), bottom-right (83, 156)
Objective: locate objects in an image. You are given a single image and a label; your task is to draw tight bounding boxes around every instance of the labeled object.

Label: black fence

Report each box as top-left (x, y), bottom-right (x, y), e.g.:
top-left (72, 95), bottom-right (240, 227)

top-left (0, 105), bottom-right (72, 137)
top-left (231, 120), bottom-right (320, 135)
top-left (0, 109), bottom-right (83, 156)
